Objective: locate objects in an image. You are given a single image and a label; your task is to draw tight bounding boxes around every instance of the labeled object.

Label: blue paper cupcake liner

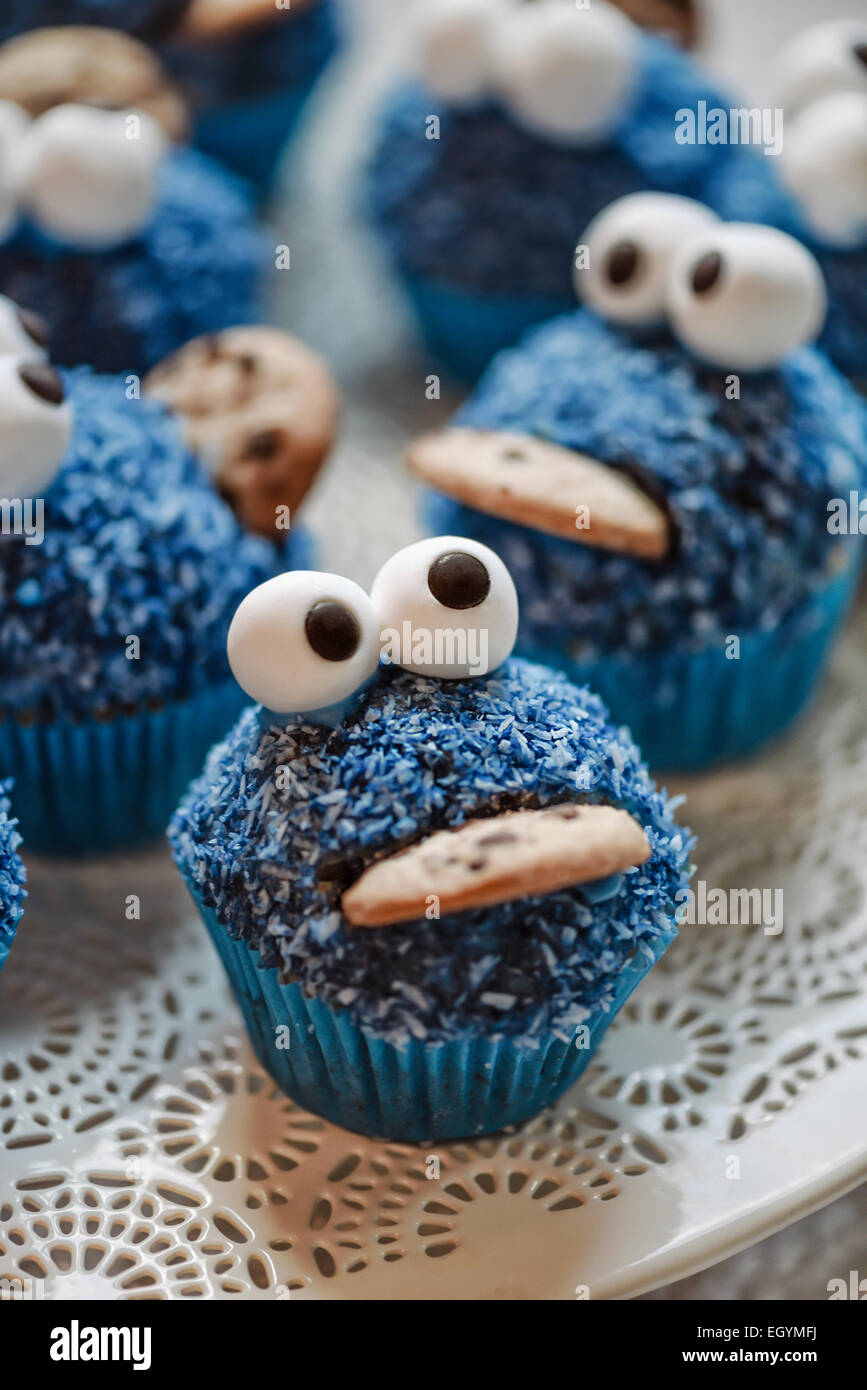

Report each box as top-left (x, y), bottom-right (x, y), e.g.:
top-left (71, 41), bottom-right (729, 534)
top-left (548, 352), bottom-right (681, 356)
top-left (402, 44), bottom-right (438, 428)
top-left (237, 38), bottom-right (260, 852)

top-left (520, 555), bottom-right (862, 773)
top-left (185, 884), bottom-right (676, 1141)
top-left (191, 83), bottom-right (318, 200)
top-left (403, 273), bottom-right (572, 383)
top-left (0, 680), bottom-right (251, 856)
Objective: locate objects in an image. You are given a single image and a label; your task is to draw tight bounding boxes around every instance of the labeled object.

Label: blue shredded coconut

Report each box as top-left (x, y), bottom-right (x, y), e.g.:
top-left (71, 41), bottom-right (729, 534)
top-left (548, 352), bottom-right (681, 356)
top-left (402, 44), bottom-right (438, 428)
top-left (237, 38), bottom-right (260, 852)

top-left (425, 310), bottom-right (867, 658)
top-left (162, 0), bottom-right (339, 105)
top-left (365, 35), bottom-right (773, 300)
top-left (0, 1), bottom-right (187, 40)
top-left (0, 148), bottom-right (266, 373)
top-left (0, 779), bottom-right (26, 969)
top-left (170, 659), bottom-right (693, 1047)
top-left (0, 369), bottom-right (283, 721)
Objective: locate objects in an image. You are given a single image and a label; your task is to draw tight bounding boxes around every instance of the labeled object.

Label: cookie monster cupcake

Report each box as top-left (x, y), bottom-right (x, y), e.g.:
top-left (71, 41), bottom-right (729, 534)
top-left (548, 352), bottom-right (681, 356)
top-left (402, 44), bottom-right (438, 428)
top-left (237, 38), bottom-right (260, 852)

top-left (161, 0), bottom-right (340, 199)
top-left (412, 197), bottom-right (867, 770)
top-left (0, 781), bottom-right (26, 975)
top-left (702, 19), bottom-right (867, 381)
top-left (0, 27), bottom-right (266, 373)
top-left (364, 0), bottom-right (782, 380)
top-left (0, 311), bottom-right (337, 853)
top-left (170, 537), bottom-right (692, 1141)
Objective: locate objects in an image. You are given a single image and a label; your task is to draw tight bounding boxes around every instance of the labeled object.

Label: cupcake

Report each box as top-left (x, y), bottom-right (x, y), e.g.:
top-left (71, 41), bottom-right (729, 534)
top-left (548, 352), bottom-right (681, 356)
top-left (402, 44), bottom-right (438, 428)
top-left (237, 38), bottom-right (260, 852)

top-left (0, 27), bottom-right (267, 373)
top-left (411, 197), bottom-right (867, 771)
top-left (0, 312), bottom-right (338, 853)
top-left (0, 780), bottom-right (26, 974)
top-left (170, 537), bottom-right (692, 1141)
top-left (364, 0), bottom-right (783, 380)
top-left (161, 0), bottom-right (340, 199)
top-left (703, 19), bottom-right (867, 381)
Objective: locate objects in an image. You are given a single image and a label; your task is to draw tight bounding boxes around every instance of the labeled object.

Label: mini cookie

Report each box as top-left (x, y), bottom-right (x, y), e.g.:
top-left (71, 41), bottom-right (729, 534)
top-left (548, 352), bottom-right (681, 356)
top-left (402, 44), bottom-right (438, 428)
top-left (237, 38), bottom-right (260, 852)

top-left (409, 427), bottom-right (670, 559)
top-left (144, 327), bottom-right (339, 539)
top-left (0, 28), bottom-right (188, 141)
top-left (342, 802), bottom-right (651, 928)
top-left (181, 0), bottom-right (320, 40)
top-left (610, 0), bottom-right (697, 47)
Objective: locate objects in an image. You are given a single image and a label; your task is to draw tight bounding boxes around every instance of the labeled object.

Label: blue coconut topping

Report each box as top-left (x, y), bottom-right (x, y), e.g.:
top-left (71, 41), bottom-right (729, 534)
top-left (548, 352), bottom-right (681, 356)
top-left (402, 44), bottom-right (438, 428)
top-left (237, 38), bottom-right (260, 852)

top-left (365, 35), bottom-right (772, 299)
top-left (170, 659), bottom-right (693, 1047)
top-left (0, 147), bottom-right (266, 374)
top-left (0, 780), bottom-right (26, 971)
top-left (0, 368), bottom-right (284, 722)
top-left (425, 310), bottom-right (867, 658)
top-left (162, 0), bottom-right (338, 103)
top-left (0, 1), bottom-right (187, 40)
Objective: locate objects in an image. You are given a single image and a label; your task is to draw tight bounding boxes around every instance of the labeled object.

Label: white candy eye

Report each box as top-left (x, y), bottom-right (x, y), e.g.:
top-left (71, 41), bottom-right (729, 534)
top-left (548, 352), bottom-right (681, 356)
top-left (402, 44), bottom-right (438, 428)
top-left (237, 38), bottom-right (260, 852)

top-left (370, 536), bottom-right (518, 681)
top-left (21, 104), bottom-right (166, 250)
top-left (0, 295), bottom-right (49, 357)
top-left (490, 0), bottom-right (638, 143)
top-left (0, 356), bottom-right (72, 498)
top-left (780, 93), bottom-right (867, 248)
top-left (412, 0), bottom-right (505, 105)
top-left (227, 572), bottom-right (381, 714)
top-left (576, 193), bottom-right (720, 327)
top-left (666, 224), bottom-right (826, 371)
top-left (0, 100), bottom-right (29, 242)
top-left (774, 20), bottom-right (867, 115)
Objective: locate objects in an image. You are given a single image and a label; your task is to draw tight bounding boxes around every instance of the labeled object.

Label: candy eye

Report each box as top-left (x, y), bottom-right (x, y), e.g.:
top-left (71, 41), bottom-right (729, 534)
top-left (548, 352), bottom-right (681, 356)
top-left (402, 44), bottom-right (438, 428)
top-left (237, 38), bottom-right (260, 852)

top-left (21, 104), bottom-right (166, 249)
top-left (0, 295), bottom-right (49, 357)
top-left (227, 572), bottom-right (381, 714)
top-left (412, 0), bottom-right (503, 104)
top-left (774, 20), bottom-right (867, 115)
top-left (780, 93), bottom-right (867, 248)
top-left (370, 536), bottom-right (518, 680)
top-left (666, 224), bottom-right (826, 370)
top-left (576, 193), bottom-right (720, 327)
top-left (490, 0), bottom-right (638, 143)
top-left (0, 355), bottom-right (72, 499)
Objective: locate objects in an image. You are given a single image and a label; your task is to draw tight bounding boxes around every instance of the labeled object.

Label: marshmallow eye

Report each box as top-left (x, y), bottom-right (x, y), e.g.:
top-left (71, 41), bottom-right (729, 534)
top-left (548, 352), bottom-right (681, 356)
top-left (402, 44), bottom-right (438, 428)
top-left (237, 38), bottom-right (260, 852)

top-left (576, 193), bottom-right (720, 327)
top-left (0, 356), bottom-right (72, 499)
top-left (774, 20), bottom-right (867, 114)
top-left (22, 104), bottom-right (166, 250)
top-left (0, 295), bottom-right (49, 357)
top-left (490, 0), bottom-right (638, 143)
top-left (412, 0), bottom-right (504, 105)
top-left (781, 93), bottom-right (867, 248)
top-left (227, 572), bottom-right (381, 714)
top-left (370, 536), bottom-right (518, 681)
top-left (666, 225), bottom-right (826, 371)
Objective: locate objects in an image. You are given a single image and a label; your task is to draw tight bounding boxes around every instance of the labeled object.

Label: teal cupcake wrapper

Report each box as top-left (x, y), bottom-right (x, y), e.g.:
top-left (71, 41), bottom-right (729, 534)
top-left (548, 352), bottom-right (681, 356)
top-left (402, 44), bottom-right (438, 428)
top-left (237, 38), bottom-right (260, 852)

top-left (186, 885), bottom-right (675, 1142)
top-left (0, 680), bottom-right (247, 855)
top-left (402, 273), bottom-right (572, 383)
top-left (520, 555), bottom-right (863, 772)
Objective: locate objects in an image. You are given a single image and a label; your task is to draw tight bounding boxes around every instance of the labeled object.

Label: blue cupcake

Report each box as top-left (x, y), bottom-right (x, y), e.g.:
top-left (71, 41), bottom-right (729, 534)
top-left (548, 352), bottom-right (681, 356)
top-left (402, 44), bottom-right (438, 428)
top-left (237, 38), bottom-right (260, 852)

top-left (0, 780), bottom-right (26, 974)
top-left (364, 0), bottom-right (784, 380)
top-left (161, 0), bottom-right (340, 198)
top-left (170, 538), bottom-right (692, 1140)
top-left (0, 27), bottom-right (266, 373)
top-left (702, 20), bottom-right (867, 381)
top-left (0, 314), bottom-right (337, 852)
top-left (411, 198), bottom-right (867, 770)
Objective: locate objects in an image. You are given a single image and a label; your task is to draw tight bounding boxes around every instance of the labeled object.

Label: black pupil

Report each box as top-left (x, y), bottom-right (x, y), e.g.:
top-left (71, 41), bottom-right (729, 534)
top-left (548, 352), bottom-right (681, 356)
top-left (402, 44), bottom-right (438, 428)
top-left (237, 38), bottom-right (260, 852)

top-left (18, 307), bottom-right (50, 348)
top-left (427, 552), bottom-right (491, 610)
top-left (304, 600), bottom-right (361, 663)
top-left (606, 240), bottom-right (640, 287)
top-left (18, 361), bottom-right (64, 405)
top-left (691, 251), bottom-right (723, 294)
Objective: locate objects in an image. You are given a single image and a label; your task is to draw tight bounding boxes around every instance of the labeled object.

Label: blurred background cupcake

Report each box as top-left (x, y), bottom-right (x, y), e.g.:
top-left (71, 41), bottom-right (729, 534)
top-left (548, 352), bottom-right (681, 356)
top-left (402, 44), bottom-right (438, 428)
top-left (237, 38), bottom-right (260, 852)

top-left (0, 27), bottom-right (267, 372)
top-left (0, 314), bottom-right (338, 853)
top-left (171, 542), bottom-right (692, 1140)
top-left (413, 201), bottom-right (867, 769)
top-left (0, 780), bottom-right (25, 974)
top-left (161, 0), bottom-right (342, 201)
